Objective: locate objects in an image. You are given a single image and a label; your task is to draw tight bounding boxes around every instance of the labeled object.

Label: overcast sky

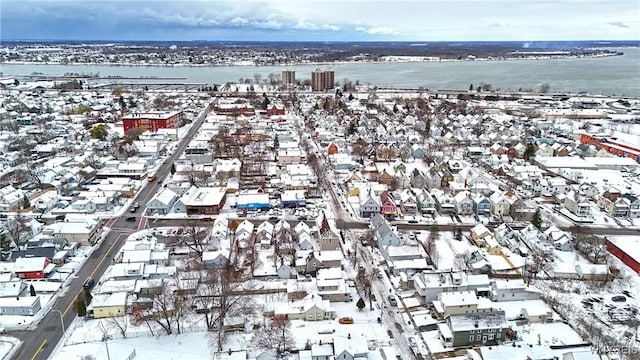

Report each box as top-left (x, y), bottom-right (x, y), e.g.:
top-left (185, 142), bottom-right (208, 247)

top-left (1, 0), bottom-right (639, 41)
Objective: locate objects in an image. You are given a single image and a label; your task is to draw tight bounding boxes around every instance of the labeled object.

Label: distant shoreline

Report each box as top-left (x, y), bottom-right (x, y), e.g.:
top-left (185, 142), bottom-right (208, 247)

top-left (0, 51), bottom-right (623, 69)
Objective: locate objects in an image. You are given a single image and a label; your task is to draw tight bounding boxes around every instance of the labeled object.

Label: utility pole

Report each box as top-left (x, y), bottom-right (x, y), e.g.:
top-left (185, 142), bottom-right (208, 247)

top-left (103, 334), bottom-right (111, 360)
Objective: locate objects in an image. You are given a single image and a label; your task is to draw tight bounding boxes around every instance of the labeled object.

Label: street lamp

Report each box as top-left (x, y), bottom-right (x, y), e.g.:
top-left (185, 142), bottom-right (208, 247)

top-left (51, 309), bottom-right (65, 333)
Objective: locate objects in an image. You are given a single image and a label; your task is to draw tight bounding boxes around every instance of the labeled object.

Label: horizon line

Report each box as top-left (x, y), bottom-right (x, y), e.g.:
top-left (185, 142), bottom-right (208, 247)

top-left (2, 39), bottom-right (640, 44)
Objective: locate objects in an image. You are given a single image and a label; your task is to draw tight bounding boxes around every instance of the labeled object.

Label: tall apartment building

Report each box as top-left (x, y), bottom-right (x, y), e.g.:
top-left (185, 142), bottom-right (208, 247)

top-left (281, 70), bottom-right (296, 87)
top-left (311, 68), bottom-right (335, 91)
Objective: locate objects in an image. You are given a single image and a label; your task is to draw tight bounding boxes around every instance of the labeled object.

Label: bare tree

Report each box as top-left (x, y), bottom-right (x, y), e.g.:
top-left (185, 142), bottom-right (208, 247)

top-left (525, 248), bottom-right (552, 284)
top-left (351, 138), bottom-right (369, 164)
top-left (572, 229), bottom-right (607, 264)
top-left (196, 264), bottom-right (256, 351)
top-left (425, 227), bottom-right (439, 268)
top-left (273, 225), bottom-right (295, 267)
top-left (453, 253), bottom-right (469, 272)
top-left (5, 215), bottom-right (31, 249)
top-left (132, 280), bottom-right (186, 335)
top-left (179, 221), bottom-right (208, 257)
top-left (252, 316), bottom-right (294, 355)
top-left (106, 316), bottom-right (129, 339)
top-left (355, 268), bottom-right (375, 310)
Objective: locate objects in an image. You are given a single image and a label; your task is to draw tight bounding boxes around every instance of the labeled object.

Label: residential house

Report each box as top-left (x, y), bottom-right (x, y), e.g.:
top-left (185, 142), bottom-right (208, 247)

top-left (88, 292), bottom-right (128, 319)
top-left (380, 191), bottom-right (397, 218)
top-left (563, 190), bottom-right (591, 218)
top-left (489, 279), bottom-right (540, 302)
top-left (454, 191), bottom-right (474, 216)
top-left (13, 257), bottom-right (55, 279)
top-left (399, 189), bottom-right (418, 215)
top-left (414, 271), bottom-right (491, 302)
top-left (432, 189), bottom-right (456, 214)
top-left (435, 291), bottom-right (482, 316)
top-left (409, 169), bottom-right (427, 189)
top-left (273, 296), bottom-right (336, 321)
top-left (316, 212), bottom-right (341, 251)
top-left (202, 249), bottom-right (231, 269)
top-left (378, 169), bottom-right (394, 186)
top-left (544, 226), bottom-right (572, 251)
top-left (0, 280), bottom-right (28, 298)
top-left (295, 222), bottom-right (314, 251)
top-left (333, 335), bottom-right (369, 360)
top-left (472, 193), bottom-right (492, 215)
top-left (414, 188), bottom-right (436, 215)
top-left (359, 189), bottom-right (381, 218)
top-left (489, 193), bottom-right (510, 217)
top-left (369, 214), bottom-right (400, 249)
top-left (146, 188), bottom-right (178, 215)
top-left (311, 344), bottom-right (334, 360)
top-left (42, 217), bottom-right (101, 245)
top-left (443, 310), bottom-right (509, 347)
top-left (0, 296), bottom-right (42, 316)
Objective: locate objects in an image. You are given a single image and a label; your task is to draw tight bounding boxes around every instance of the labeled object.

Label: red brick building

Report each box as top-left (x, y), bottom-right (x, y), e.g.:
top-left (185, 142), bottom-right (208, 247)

top-left (121, 111), bottom-right (182, 135)
top-left (214, 100), bottom-right (255, 117)
top-left (266, 104), bottom-right (285, 116)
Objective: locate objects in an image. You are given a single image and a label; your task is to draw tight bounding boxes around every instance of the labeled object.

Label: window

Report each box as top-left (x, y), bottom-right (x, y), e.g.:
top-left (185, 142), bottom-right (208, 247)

top-left (488, 334), bottom-right (495, 340)
top-left (470, 330), bottom-right (475, 334)
top-left (469, 335), bottom-right (474, 342)
top-left (476, 335), bottom-right (481, 341)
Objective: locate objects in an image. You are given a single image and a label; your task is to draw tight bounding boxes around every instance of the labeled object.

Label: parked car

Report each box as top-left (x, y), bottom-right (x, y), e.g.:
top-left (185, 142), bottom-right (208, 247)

top-left (338, 317), bottom-right (354, 324)
top-left (386, 329), bottom-right (394, 338)
top-left (388, 295), bottom-right (398, 307)
top-left (125, 216), bottom-right (136, 222)
top-left (394, 322), bottom-right (403, 332)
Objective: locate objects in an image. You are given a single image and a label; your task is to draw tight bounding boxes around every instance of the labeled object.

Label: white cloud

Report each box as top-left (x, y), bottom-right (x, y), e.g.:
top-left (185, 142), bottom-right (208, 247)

top-left (360, 26), bottom-right (400, 36)
top-left (230, 17), bottom-right (249, 26)
top-left (294, 20), bottom-right (340, 31)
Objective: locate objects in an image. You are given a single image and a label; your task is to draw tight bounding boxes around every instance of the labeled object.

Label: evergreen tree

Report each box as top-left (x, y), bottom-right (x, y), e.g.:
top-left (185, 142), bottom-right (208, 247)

top-left (356, 297), bottom-right (365, 310)
top-left (531, 209), bottom-right (542, 230)
top-left (170, 163), bottom-right (176, 175)
top-left (348, 93), bottom-right (354, 101)
top-left (29, 284), bottom-right (36, 296)
top-left (84, 289), bottom-right (93, 304)
top-left (524, 143), bottom-right (536, 161)
top-left (0, 234), bottom-right (11, 261)
top-left (77, 300), bottom-right (87, 317)
top-left (22, 194), bottom-right (30, 209)
top-left (469, 83), bottom-right (474, 91)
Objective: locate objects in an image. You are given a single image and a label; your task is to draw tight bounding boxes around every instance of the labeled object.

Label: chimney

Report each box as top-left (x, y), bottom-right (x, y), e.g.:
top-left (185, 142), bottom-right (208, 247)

top-left (348, 333), bottom-right (351, 339)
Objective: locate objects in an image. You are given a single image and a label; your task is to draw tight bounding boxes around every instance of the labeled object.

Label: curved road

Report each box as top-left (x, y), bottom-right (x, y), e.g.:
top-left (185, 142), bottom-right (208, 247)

top-left (10, 103), bottom-right (213, 360)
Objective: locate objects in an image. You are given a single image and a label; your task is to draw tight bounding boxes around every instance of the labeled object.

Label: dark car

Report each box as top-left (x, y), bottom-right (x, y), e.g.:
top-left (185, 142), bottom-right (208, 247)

top-left (394, 322), bottom-right (404, 332)
top-left (82, 277), bottom-right (95, 289)
top-left (386, 329), bottom-right (394, 338)
top-left (125, 216), bottom-right (136, 222)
